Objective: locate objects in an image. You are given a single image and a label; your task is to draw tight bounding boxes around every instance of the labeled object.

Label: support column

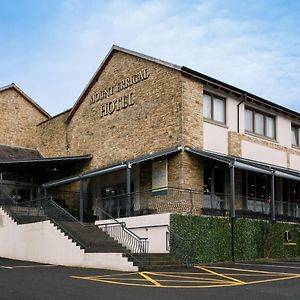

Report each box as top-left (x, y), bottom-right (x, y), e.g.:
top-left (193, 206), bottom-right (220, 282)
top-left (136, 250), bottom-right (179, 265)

top-left (80, 179), bottom-right (84, 223)
top-left (271, 174), bottom-right (276, 222)
top-left (126, 164), bottom-right (132, 216)
top-left (230, 165), bottom-right (236, 219)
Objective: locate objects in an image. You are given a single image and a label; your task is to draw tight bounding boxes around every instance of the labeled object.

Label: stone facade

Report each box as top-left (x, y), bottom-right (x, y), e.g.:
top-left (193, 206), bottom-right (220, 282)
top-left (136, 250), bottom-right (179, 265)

top-left (0, 88), bottom-right (48, 149)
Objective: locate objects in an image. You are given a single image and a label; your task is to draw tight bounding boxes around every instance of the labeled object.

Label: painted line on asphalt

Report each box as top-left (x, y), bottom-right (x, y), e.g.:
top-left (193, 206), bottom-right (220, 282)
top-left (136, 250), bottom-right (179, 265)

top-left (0, 264), bottom-right (57, 269)
top-left (206, 265), bottom-right (300, 276)
top-left (148, 271), bottom-right (232, 283)
top-left (237, 263), bottom-right (300, 271)
top-left (195, 266), bottom-right (245, 284)
top-left (139, 271), bottom-right (162, 287)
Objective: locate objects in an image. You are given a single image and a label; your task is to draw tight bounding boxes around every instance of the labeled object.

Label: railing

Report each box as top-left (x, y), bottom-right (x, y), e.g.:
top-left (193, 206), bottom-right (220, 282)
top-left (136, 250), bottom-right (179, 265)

top-left (168, 226), bottom-right (196, 266)
top-left (97, 187), bottom-right (202, 219)
top-left (0, 189), bottom-right (18, 206)
top-left (275, 201), bottom-right (300, 219)
top-left (240, 196), bottom-right (271, 215)
top-left (97, 206), bottom-right (149, 253)
top-left (203, 192), bottom-right (227, 210)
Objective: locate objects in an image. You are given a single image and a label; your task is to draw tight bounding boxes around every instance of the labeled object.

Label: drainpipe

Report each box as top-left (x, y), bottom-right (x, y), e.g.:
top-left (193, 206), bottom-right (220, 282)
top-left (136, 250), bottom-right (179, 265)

top-left (126, 164), bottom-right (132, 217)
top-left (237, 92), bottom-right (247, 133)
top-left (229, 162), bottom-right (236, 262)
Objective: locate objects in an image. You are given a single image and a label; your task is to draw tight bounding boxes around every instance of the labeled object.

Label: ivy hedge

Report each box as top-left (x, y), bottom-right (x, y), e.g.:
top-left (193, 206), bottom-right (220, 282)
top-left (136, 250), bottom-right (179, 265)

top-left (170, 214), bottom-right (300, 263)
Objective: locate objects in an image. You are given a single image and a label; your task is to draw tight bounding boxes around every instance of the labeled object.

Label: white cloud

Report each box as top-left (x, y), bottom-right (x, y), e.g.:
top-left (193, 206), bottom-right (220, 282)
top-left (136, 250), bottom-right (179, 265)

top-left (1, 0), bottom-right (299, 115)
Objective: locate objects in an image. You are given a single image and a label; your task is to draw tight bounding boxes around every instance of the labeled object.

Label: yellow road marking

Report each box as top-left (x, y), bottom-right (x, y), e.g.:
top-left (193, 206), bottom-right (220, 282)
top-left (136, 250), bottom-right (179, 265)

top-left (195, 266), bottom-right (245, 284)
top-left (148, 271), bottom-right (232, 283)
top-left (139, 272), bottom-right (162, 287)
top-left (71, 265), bottom-right (300, 289)
top-left (205, 265), bottom-right (300, 276)
top-left (243, 274), bottom-right (300, 285)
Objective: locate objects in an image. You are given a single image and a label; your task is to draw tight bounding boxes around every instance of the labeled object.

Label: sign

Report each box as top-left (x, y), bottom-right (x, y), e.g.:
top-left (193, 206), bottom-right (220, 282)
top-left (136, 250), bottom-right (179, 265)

top-left (89, 68), bottom-right (149, 118)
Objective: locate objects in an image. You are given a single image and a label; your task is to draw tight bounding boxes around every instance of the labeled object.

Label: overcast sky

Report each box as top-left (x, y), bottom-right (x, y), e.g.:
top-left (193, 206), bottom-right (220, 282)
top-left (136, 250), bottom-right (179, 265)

top-left (1, 0), bottom-right (299, 116)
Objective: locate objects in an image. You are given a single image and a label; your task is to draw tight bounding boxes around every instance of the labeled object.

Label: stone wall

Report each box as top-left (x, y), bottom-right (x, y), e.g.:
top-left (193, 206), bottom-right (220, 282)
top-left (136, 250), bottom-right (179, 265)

top-left (64, 51), bottom-right (183, 168)
top-left (37, 110), bottom-right (69, 157)
top-left (0, 88), bottom-right (48, 149)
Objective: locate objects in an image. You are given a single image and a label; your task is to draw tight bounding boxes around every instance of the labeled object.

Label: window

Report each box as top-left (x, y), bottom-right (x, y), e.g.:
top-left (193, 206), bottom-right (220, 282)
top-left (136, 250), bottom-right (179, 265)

top-left (291, 124), bottom-right (299, 146)
top-left (203, 92), bottom-right (226, 124)
top-left (245, 107), bottom-right (276, 139)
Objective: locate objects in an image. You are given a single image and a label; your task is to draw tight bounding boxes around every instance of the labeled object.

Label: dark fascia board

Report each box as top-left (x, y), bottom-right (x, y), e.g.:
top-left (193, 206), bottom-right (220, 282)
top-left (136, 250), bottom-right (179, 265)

top-left (0, 83), bottom-right (51, 119)
top-left (181, 66), bottom-right (300, 120)
top-left (0, 154), bottom-right (92, 164)
top-left (186, 146), bottom-right (300, 179)
top-left (128, 146), bottom-right (182, 166)
top-left (66, 45), bottom-right (182, 122)
top-left (185, 146), bottom-right (233, 165)
top-left (42, 146), bottom-right (182, 188)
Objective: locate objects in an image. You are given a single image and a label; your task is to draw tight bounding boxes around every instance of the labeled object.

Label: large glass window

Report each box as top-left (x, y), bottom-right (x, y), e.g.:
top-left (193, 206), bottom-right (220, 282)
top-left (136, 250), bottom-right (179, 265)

top-left (203, 92), bottom-right (226, 124)
top-left (291, 124), bottom-right (299, 146)
top-left (245, 107), bottom-right (276, 139)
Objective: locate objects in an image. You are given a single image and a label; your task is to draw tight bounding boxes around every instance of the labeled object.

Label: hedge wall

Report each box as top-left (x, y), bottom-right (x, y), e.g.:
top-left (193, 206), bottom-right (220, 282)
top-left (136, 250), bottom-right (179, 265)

top-left (170, 214), bottom-right (300, 263)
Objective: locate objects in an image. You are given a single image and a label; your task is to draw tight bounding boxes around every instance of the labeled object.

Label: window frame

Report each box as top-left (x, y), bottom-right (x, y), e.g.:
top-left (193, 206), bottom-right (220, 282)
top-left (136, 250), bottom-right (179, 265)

top-left (291, 124), bottom-right (300, 147)
top-left (245, 106), bottom-right (276, 140)
top-left (203, 91), bottom-right (226, 125)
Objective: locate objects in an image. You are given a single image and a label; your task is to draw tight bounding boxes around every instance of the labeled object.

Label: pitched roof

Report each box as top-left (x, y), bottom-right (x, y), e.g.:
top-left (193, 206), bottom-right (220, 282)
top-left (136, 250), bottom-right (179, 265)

top-left (0, 144), bottom-right (43, 161)
top-left (0, 83), bottom-right (51, 118)
top-left (66, 45), bottom-right (300, 122)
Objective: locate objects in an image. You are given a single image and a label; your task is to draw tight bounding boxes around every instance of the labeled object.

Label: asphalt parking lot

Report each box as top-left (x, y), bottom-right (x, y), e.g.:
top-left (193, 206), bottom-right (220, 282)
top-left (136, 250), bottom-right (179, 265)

top-left (0, 258), bottom-right (300, 300)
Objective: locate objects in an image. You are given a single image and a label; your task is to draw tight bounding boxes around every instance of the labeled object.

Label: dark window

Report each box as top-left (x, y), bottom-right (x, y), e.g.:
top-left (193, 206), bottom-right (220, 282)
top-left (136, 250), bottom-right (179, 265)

top-left (203, 92), bottom-right (226, 124)
top-left (291, 124), bottom-right (299, 146)
top-left (245, 107), bottom-right (276, 139)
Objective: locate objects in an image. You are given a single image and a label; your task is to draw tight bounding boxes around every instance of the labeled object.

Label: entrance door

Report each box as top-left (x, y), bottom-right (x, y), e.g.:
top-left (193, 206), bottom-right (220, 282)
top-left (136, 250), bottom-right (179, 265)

top-left (101, 183), bottom-right (133, 219)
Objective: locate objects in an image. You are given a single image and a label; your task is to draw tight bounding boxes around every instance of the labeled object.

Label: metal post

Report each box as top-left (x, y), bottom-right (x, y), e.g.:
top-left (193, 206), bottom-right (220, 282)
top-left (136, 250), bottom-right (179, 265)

top-left (271, 174), bottom-right (276, 222)
top-left (230, 165), bottom-right (236, 219)
top-left (80, 180), bottom-right (84, 223)
top-left (126, 164), bottom-right (132, 216)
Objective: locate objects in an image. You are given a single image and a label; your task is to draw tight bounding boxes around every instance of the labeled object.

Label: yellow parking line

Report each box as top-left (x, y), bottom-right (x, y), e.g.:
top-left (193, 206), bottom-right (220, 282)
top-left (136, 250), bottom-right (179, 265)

top-left (149, 271), bottom-right (232, 283)
top-left (195, 266), bottom-right (245, 284)
top-left (206, 266), bottom-right (300, 276)
top-left (139, 272), bottom-right (162, 287)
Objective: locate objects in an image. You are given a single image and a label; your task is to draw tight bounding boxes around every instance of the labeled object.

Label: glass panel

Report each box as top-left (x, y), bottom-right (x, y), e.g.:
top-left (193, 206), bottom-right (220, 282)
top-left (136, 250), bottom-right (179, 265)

top-left (213, 97), bottom-right (225, 123)
top-left (266, 116), bottom-right (275, 139)
top-left (204, 166), bottom-right (212, 193)
top-left (203, 94), bottom-right (212, 119)
top-left (291, 126), bottom-right (298, 146)
top-left (245, 109), bottom-right (253, 132)
top-left (254, 112), bottom-right (264, 135)
top-left (214, 167), bottom-right (225, 194)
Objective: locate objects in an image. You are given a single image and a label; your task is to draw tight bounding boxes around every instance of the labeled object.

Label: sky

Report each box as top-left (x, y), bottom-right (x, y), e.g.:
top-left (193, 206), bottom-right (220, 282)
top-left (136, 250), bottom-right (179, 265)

top-left (0, 0), bottom-right (300, 116)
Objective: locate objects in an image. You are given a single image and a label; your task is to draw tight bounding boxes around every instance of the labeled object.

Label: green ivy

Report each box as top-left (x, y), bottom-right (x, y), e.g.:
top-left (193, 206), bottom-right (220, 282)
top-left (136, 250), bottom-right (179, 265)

top-left (170, 214), bottom-right (300, 263)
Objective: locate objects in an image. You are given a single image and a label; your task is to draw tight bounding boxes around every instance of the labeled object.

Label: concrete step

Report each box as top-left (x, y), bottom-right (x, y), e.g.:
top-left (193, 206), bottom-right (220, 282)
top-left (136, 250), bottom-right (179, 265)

top-left (51, 220), bottom-right (127, 253)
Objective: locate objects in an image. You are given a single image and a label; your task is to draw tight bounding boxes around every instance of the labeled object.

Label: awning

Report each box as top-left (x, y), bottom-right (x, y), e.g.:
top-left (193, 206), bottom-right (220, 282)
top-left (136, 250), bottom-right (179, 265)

top-left (185, 146), bottom-right (300, 181)
top-left (0, 154), bottom-right (92, 172)
top-left (42, 146), bottom-right (182, 188)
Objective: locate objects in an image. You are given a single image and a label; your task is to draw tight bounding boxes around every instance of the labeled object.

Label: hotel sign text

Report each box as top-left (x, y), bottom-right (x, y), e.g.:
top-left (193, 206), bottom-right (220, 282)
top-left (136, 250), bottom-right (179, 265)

top-left (89, 68), bottom-right (149, 118)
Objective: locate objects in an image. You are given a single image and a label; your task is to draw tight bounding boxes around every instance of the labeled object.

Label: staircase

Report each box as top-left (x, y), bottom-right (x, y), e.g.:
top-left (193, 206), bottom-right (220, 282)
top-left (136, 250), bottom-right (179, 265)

top-left (0, 194), bottom-right (187, 270)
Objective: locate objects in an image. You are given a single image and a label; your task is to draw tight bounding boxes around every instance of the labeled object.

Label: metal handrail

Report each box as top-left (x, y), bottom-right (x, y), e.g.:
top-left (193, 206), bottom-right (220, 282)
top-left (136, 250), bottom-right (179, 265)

top-left (97, 205), bottom-right (149, 254)
top-left (0, 189), bottom-right (18, 206)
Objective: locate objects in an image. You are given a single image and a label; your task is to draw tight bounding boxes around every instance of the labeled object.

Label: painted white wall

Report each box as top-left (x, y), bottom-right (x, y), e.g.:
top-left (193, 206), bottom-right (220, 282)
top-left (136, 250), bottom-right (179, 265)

top-left (203, 122), bottom-right (228, 154)
top-left (227, 96), bottom-right (239, 132)
top-left (241, 141), bottom-right (287, 167)
top-left (276, 115), bottom-right (291, 147)
top-left (0, 208), bottom-right (137, 271)
top-left (290, 154), bottom-right (300, 171)
top-left (96, 213), bottom-right (170, 253)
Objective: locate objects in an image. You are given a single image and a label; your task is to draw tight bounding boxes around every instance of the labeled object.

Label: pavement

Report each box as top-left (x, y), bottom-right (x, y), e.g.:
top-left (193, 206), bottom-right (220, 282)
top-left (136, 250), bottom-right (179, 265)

top-left (1, 257), bottom-right (300, 299)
